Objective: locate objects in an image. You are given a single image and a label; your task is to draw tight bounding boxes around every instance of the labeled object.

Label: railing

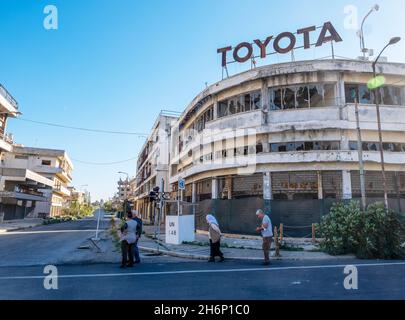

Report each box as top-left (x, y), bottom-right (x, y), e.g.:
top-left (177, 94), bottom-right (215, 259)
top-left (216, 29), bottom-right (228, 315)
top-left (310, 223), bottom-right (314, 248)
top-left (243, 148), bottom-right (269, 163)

top-left (0, 84), bottom-right (18, 110)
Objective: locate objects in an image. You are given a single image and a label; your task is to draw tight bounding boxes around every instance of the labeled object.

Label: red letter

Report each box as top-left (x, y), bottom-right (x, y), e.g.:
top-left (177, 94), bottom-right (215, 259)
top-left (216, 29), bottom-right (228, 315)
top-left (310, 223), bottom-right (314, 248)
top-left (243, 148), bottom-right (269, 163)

top-left (297, 26), bottom-right (316, 49)
top-left (273, 32), bottom-right (296, 54)
top-left (217, 46), bottom-right (232, 67)
top-left (316, 22), bottom-right (343, 47)
top-left (233, 42), bottom-right (253, 64)
top-left (254, 36), bottom-right (273, 58)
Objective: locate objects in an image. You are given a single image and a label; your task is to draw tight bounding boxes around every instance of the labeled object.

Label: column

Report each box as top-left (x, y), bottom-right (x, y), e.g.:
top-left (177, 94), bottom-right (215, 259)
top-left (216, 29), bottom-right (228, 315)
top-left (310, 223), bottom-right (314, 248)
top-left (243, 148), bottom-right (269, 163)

top-left (212, 95), bottom-right (218, 121)
top-left (263, 172), bottom-right (272, 200)
top-left (261, 79), bottom-right (269, 125)
top-left (191, 182), bottom-right (197, 203)
top-left (342, 170), bottom-right (352, 200)
top-left (211, 177), bottom-right (218, 199)
top-left (225, 176), bottom-right (232, 200)
top-left (317, 171), bottom-right (323, 200)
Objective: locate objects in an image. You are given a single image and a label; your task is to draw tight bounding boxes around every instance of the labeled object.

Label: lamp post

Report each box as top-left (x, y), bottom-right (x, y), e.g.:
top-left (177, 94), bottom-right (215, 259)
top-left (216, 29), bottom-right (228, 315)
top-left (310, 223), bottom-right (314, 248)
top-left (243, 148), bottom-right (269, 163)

top-left (371, 36), bottom-right (401, 211)
top-left (359, 4), bottom-right (380, 60)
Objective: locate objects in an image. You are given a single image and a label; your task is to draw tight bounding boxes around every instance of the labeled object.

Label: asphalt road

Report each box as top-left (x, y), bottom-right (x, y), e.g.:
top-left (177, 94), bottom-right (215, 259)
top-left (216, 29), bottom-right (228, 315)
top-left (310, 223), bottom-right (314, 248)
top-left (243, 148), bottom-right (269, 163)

top-left (1, 212), bottom-right (404, 300)
top-left (0, 259), bottom-right (404, 300)
top-left (0, 210), bottom-right (110, 267)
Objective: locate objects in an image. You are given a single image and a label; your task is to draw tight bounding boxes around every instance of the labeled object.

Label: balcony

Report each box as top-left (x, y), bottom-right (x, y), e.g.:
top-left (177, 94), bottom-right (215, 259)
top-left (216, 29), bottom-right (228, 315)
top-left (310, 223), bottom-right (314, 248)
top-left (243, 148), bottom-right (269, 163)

top-left (0, 84), bottom-right (18, 113)
top-left (0, 132), bottom-right (13, 152)
top-left (53, 185), bottom-right (71, 197)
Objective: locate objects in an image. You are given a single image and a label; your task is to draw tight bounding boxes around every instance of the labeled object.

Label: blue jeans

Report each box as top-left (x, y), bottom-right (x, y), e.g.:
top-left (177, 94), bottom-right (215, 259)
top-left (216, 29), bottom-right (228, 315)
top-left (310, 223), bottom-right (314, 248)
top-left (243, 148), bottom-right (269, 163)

top-left (132, 239), bottom-right (141, 263)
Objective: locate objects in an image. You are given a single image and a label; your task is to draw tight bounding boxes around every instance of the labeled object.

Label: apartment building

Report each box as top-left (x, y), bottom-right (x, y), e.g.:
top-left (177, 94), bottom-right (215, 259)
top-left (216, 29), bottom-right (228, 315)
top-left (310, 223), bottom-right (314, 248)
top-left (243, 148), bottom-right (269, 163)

top-left (133, 110), bottom-right (180, 222)
top-left (0, 84), bottom-right (55, 220)
top-left (3, 146), bottom-right (73, 217)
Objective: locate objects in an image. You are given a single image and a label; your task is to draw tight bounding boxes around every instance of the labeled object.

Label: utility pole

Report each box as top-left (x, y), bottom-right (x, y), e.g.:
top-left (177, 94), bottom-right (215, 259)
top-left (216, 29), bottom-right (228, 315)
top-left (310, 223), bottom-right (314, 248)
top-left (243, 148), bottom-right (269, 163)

top-left (371, 37), bottom-right (401, 212)
top-left (354, 96), bottom-right (367, 211)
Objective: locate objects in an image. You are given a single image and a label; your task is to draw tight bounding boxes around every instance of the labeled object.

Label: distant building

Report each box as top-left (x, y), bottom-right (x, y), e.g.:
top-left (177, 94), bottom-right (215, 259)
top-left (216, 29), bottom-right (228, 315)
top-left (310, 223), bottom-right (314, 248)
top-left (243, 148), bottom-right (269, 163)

top-left (133, 110), bottom-right (180, 222)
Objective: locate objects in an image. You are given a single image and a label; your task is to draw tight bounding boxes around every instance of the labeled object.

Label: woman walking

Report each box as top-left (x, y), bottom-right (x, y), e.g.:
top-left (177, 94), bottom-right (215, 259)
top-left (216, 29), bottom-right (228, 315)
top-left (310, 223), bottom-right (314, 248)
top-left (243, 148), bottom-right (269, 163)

top-left (206, 214), bottom-right (224, 262)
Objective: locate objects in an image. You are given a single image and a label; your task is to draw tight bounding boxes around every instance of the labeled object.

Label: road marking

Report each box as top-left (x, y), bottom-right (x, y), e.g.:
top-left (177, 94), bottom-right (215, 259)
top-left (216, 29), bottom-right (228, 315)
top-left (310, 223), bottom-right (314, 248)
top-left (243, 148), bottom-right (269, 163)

top-left (0, 229), bottom-right (107, 235)
top-left (0, 262), bottom-right (404, 280)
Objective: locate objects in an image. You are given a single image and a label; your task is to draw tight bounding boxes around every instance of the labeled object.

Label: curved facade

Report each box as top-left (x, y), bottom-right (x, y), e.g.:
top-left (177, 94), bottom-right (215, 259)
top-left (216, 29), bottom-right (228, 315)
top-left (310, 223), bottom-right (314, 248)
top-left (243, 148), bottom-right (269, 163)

top-left (168, 59), bottom-right (405, 231)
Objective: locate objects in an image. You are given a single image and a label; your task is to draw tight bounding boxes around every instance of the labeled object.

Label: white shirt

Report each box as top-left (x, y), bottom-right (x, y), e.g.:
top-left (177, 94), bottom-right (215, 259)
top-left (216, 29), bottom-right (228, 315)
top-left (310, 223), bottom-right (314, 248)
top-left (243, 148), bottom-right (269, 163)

top-left (261, 215), bottom-right (273, 237)
top-left (121, 219), bottom-right (138, 244)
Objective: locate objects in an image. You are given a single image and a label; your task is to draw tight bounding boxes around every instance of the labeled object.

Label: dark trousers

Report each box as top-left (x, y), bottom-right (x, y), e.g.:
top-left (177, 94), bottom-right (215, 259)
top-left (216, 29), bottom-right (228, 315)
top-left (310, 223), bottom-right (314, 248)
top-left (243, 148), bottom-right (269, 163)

top-left (209, 239), bottom-right (223, 258)
top-left (132, 239), bottom-right (141, 263)
top-left (262, 237), bottom-right (272, 262)
top-left (121, 240), bottom-right (134, 266)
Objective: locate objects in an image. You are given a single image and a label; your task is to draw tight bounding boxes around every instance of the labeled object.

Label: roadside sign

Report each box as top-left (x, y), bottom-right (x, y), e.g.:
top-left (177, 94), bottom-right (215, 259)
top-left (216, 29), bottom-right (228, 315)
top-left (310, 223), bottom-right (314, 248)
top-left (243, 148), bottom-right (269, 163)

top-left (178, 178), bottom-right (186, 190)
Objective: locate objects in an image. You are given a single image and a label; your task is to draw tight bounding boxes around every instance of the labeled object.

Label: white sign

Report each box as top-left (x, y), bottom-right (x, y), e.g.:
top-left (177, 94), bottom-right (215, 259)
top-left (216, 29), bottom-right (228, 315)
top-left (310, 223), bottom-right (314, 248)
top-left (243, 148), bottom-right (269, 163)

top-left (178, 179), bottom-right (186, 190)
top-left (165, 215), bottom-right (195, 245)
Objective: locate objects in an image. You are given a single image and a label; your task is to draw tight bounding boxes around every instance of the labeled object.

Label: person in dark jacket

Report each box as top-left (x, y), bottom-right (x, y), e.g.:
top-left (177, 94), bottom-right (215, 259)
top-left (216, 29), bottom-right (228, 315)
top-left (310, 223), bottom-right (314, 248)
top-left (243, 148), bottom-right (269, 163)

top-left (132, 211), bottom-right (143, 264)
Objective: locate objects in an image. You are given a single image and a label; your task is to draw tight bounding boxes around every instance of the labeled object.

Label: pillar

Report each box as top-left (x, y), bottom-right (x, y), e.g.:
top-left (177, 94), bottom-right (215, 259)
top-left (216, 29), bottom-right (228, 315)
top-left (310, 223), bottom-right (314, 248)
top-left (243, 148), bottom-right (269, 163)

top-left (225, 176), bottom-right (232, 200)
top-left (263, 172), bottom-right (272, 215)
top-left (317, 171), bottom-right (323, 200)
top-left (342, 170), bottom-right (352, 200)
top-left (263, 172), bottom-right (272, 200)
top-left (261, 79), bottom-right (269, 125)
top-left (212, 95), bottom-right (218, 120)
top-left (212, 177), bottom-right (218, 199)
top-left (192, 182), bottom-right (197, 203)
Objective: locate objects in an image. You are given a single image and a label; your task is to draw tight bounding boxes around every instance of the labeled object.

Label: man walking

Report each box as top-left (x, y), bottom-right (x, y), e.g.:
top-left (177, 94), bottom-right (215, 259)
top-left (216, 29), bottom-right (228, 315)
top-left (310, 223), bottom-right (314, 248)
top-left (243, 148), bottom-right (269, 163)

top-left (255, 209), bottom-right (273, 266)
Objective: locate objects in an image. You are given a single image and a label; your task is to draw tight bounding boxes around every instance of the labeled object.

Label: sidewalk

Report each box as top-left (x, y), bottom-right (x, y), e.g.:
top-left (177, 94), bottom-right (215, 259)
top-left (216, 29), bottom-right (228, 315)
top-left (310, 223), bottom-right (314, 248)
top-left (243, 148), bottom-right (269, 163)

top-left (139, 225), bottom-right (354, 261)
top-left (0, 218), bottom-right (44, 234)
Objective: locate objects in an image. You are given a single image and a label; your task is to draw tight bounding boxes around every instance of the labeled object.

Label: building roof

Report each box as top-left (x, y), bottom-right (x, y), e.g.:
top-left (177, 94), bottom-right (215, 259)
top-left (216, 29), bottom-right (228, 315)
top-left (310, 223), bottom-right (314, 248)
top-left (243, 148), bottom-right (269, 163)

top-left (12, 146), bottom-right (74, 169)
top-left (178, 59), bottom-right (405, 128)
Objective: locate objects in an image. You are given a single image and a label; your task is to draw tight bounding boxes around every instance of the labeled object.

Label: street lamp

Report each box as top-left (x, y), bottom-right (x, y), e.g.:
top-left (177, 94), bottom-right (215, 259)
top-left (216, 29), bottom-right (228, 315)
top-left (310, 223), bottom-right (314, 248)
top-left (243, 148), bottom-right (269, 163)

top-left (371, 36), bottom-right (401, 211)
top-left (359, 4), bottom-right (380, 60)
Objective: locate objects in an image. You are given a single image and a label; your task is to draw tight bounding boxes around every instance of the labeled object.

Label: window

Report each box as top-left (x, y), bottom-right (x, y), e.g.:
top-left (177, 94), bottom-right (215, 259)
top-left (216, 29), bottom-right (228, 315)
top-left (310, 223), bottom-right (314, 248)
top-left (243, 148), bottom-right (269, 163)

top-left (270, 141), bottom-right (340, 152)
top-left (256, 143), bottom-right (263, 154)
top-left (345, 83), bottom-right (403, 105)
top-left (283, 88), bottom-right (296, 109)
top-left (270, 83), bottom-right (336, 110)
top-left (296, 87), bottom-right (309, 109)
top-left (42, 160), bottom-right (51, 166)
top-left (14, 155), bottom-right (28, 160)
top-left (350, 141), bottom-right (405, 152)
top-left (218, 101), bottom-right (228, 117)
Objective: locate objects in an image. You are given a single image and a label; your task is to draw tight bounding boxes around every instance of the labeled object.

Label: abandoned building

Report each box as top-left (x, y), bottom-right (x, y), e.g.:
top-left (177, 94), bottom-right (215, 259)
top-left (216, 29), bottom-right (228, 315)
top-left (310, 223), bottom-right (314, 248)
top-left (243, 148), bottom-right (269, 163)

top-left (167, 59), bottom-right (405, 235)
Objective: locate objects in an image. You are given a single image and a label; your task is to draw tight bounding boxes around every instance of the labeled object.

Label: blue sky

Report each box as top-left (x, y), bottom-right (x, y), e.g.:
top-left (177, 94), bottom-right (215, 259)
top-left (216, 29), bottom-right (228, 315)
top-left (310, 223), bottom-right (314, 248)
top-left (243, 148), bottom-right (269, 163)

top-left (1, 0), bottom-right (404, 200)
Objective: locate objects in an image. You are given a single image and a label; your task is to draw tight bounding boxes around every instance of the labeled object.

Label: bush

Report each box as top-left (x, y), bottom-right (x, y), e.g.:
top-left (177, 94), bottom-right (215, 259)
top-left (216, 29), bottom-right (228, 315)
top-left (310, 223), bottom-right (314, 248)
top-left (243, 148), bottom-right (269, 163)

top-left (318, 201), bottom-right (404, 259)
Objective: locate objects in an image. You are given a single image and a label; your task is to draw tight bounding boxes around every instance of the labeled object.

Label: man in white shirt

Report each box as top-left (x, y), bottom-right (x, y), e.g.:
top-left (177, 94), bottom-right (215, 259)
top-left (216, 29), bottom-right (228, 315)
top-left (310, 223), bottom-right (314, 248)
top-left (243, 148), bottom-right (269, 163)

top-left (255, 209), bottom-right (273, 266)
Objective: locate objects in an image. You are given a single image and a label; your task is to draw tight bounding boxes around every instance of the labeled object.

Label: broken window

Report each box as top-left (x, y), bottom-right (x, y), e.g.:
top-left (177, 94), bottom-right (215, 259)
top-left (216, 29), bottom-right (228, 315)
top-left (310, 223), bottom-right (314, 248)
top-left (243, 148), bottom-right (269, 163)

top-left (296, 87), bottom-right (309, 109)
top-left (244, 94), bottom-right (252, 112)
top-left (270, 141), bottom-right (341, 152)
top-left (218, 101), bottom-right (228, 117)
top-left (271, 89), bottom-right (283, 110)
top-left (283, 88), bottom-right (296, 109)
top-left (256, 143), bottom-right (263, 154)
top-left (252, 92), bottom-right (261, 109)
top-left (270, 83), bottom-right (336, 110)
top-left (345, 83), bottom-right (403, 105)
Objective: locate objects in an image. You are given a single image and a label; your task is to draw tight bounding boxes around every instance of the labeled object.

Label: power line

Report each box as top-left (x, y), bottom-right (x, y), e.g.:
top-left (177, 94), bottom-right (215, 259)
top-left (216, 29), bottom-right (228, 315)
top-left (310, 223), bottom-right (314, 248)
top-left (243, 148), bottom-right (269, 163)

top-left (16, 118), bottom-right (149, 137)
top-left (71, 156), bottom-right (138, 166)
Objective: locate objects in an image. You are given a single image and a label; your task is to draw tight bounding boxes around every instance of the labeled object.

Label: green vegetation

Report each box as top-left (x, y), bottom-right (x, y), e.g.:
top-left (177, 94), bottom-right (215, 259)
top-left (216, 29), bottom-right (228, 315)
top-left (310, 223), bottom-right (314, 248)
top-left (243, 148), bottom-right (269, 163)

top-left (109, 217), bottom-right (126, 252)
top-left (62, 200), bottom-right (94, 218)
top-left (317, 201), bottom-right (404, 259)
top-left (42, 201), bottom-right (94, 226)
top-left (103, 201), bottom-right (114, 213)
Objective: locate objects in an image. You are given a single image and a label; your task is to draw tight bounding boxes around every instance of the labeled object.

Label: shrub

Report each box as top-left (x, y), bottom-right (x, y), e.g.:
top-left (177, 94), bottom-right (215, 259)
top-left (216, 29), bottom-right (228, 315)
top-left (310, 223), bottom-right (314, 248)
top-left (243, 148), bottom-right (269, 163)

top-left (318, 201), bottom-right (404, 259)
